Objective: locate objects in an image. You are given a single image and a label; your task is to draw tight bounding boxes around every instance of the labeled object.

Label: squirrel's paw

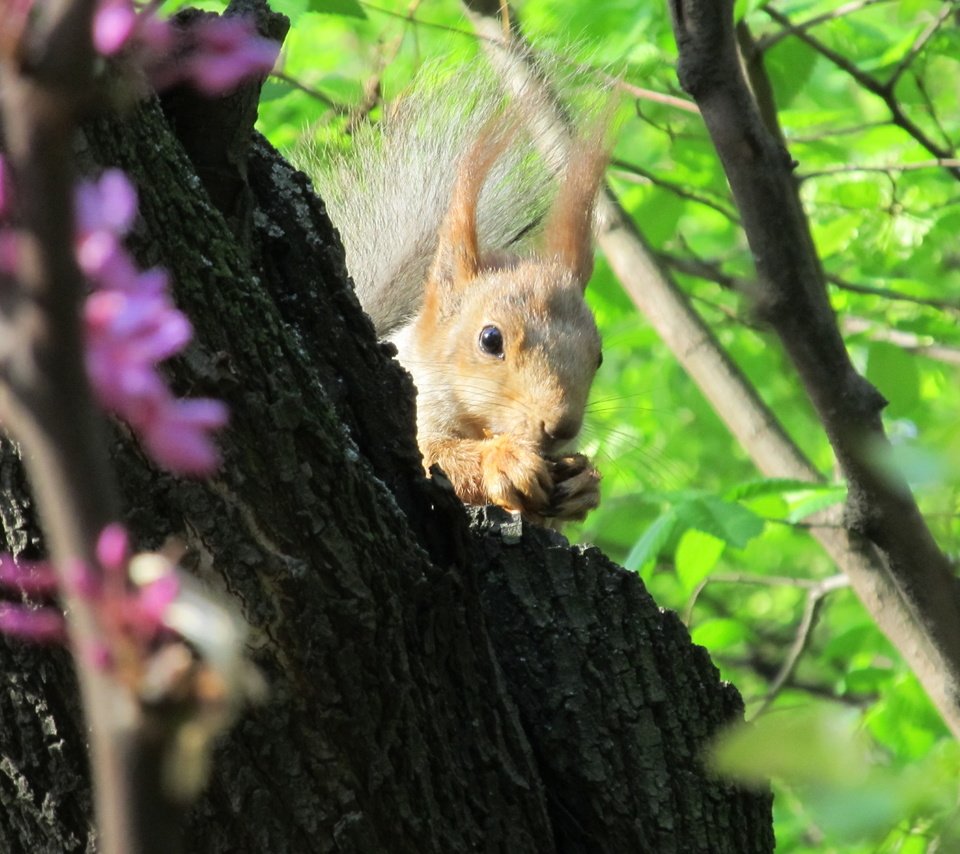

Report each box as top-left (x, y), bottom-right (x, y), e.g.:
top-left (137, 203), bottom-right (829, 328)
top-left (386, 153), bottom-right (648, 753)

top-left (480, 435), bottom-right (554, 516)
top-left (546, 454), bottom-right (601, 522)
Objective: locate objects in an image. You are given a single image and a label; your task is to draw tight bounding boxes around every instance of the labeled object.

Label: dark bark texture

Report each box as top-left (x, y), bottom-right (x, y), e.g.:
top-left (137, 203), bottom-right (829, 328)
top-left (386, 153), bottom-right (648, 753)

top-left (0, 10), bottom-right (773, 852)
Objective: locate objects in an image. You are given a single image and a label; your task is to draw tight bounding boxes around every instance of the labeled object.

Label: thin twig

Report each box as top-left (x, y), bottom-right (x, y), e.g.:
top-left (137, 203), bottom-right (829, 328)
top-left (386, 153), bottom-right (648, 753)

top-left (684, 571), bottom-right (846, 625)
top-left (798, 158), bottom-right (960, 181)
top-left (0, 2), bottom-right (135, 852)
top-left (763, 5), bottom-right (960, 180)
top-left (754, 0), bottom-right (894, 54)
top-left (672, 0), bottom-right (960, 737)
top-left (827, 274), bottom-right (960, 314)
top-left (886, 3), bottom-right (954, 89)
top-left (610, 158), bottom-right (740, 222)
top-left (842, 317), bottom-right (960, 364)
top-left (749, 575), bottom-right (850, 719)
top-left (360, 0), bottom-right (699, 113)
top-left (269, 70), bottom-right (347, 112)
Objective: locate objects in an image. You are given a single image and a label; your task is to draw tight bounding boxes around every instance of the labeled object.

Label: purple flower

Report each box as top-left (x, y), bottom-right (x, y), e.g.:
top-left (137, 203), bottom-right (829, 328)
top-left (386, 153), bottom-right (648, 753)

top-left (0, 156), bottom-right (9, 219)
top-left (91, 1), bottom-right (279, 96)
top-left (84, 290), bottom-right (188, 410)
top-left (75, 169), bottom-right (138, 237)
top-left (75, 168), bottom-right (228, 476)
top-left (92, 0), bottom-right (139, 57)
top-left (0, 603), bottom-right (66, 643)
top-left (141, 397), bottom-right (229, 475)
top-left (181, 18), bottom-right (280, 96)
top-left (0, 554), bottom-right (59, 595)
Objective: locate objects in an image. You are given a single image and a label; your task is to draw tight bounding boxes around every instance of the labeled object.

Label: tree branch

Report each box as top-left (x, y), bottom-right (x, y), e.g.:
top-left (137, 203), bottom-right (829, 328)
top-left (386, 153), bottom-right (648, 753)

top-left (668, 0), bottom-right (960, 737)
top-left (0, 4), bottom-right (144, 853)
top-left (762, 5), bottom-right (960, 180)
top-left (753, 0), bottom-right (895, 54)
top-left (462, 0), bottom-right (960, 741)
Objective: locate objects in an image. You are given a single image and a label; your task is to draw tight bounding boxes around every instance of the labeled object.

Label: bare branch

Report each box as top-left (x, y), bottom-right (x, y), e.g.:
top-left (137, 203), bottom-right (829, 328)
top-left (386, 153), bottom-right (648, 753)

top-left (610, 158), bottom-right (740, 222)
top-left (886, 3), bottom-right (954, 89)
top-left (754, 0), bottom-right (895, 54)
top-left (750, 575), bottom-right (850, 718)
top-left (842, 317), bottom-right (960, 365)
top-left (607, 77), bottom-right (700, 114)
top-left (827, 274), bottom-right (960, 314)
top-left (669, 0), bottom-right (960, 737)
top-left (798, 158), bottom-right (960, 182)
top-left (762, 5), bottom-right (960, 180)
top-left (684, 571), bottom-right (849, 625)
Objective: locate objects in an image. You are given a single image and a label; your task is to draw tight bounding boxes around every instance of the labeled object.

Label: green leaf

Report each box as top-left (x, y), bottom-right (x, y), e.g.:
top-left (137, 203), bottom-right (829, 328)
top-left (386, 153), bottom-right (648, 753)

top-left (711, 706), bottom-right (869, 787)
top-left (674, 496), bottom-right (765, 549)
top-left (675, 528), bottom-right (725, 591)
top-left (623, 511), bottom-right (677, 572)
top-left (724, 478), bottom-right (836, 501)
top-left (785, 485), bottom-right (847, 523)
top-left (691, 617), bottom-right (748, 650)
top-left (268, 0), bottom-right (307, 20)
top-left (865, 342), bottom-right (920, 417)
top-left (308, 0), bottom-right (366, 17)
top-left (764, 37), bottom-right (818, 108)
top-left (259, 79), bottom-right (296, 104)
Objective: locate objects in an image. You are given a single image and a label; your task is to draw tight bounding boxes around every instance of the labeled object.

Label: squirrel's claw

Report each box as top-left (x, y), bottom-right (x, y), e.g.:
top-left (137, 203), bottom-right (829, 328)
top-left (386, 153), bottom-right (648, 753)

top-left (545, 454), bottom-right (601, 521)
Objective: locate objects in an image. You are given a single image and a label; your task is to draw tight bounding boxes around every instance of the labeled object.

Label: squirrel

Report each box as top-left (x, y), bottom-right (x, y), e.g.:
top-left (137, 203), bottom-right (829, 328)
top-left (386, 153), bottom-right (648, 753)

top-left (310, 64), bottom-right (609, 524)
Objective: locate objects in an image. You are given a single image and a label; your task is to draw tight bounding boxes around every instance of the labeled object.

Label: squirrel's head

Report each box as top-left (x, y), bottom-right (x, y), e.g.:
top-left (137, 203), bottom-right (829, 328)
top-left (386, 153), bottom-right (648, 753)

top-left (405, 104), bottom-right (609, 454)
top-left (413, 259), bottom-right (601, 454)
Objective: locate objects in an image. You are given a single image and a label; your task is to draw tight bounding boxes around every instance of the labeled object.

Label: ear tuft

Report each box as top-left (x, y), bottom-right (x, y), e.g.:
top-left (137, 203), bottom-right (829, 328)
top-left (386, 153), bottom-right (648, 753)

top-left (430, 109), bottom-right (521, 288)
top-left (542, 104), bottom-right (615, 289)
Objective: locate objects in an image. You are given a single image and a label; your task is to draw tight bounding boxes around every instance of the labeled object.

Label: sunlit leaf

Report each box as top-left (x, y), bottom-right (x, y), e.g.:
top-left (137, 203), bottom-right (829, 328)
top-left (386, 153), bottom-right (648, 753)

top-left (624, 511), bottom-right (677, 572)
top-left (308, 0), bottom-right (366, 17)
top-left (691, 617), bottom-right (749, 650)
top-left (675, 528), bottom-right (725, 591)
top-left (674, 496), bottom-right (765, 548)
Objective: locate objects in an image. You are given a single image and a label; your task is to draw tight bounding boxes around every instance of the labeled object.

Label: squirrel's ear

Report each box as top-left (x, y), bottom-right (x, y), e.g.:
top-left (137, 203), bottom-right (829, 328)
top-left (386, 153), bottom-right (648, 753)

top-left (430, 110), bottom-right (518, 288)
top-left (543, 117), bottom-right (611, 290)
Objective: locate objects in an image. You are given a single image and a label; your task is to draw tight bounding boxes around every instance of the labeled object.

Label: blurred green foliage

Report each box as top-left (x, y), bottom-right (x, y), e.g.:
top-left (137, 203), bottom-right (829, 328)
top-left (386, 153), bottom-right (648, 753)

top-left (205, 0), bottom-right (960, 848)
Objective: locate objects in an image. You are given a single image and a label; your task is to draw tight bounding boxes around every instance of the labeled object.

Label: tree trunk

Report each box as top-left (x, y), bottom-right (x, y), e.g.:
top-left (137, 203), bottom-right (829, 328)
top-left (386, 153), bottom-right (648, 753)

top-left (0, 37), bottom-right (774, 853)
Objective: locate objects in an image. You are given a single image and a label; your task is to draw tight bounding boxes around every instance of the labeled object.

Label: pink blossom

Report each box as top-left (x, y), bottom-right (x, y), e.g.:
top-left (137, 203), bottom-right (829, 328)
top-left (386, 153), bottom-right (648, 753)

top-left (142, 398), bottom-right (229, 475)
top-left (91, 1), bottom-right (279, 96)
top-left (84, 526), bottom-right (181, 644)
top-left (0, 156), bottom-right (8, 219)
top-left (76, 168), bottom-right (227, 476)
top-left (0, 603), bottom-right (66, 643)
top-left (75, 169), bottom-right (138, 237)
top-left (0, 526), bottom-right (183, 652)
top-left (0, 554), bottom-right (59, 595)
top-left (92, 0), bottom-right (139, 57)
top-left (96, 523), bottom-right (130, 574)
top-left (0, 550), bottom-right (64, 645)
top-left (180, 18), bottom-right (280, 96)
top-left (134, 572), bottom-right (180, 625)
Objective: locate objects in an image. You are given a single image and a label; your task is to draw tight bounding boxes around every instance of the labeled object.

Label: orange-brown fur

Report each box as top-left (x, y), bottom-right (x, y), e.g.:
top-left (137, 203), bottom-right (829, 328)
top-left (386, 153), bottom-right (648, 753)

top-left (385, 107), bottom-right (609, 523)
top-left (314, 67), bottom-right (611, 523)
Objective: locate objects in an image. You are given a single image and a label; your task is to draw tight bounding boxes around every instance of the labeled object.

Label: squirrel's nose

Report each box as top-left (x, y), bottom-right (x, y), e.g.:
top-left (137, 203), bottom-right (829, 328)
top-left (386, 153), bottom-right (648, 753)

top-left (541, 417), bottom-right (581, 446)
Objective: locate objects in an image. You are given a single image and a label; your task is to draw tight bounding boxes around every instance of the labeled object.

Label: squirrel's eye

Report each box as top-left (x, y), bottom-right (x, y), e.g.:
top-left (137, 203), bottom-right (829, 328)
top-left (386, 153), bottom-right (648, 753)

top-left (479, 325), bottom-right (504, 359)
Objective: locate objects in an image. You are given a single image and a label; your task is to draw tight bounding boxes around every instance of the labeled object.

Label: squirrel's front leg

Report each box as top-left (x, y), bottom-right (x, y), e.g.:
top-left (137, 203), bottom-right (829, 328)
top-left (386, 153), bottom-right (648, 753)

top-left (423, 435), bottom-right (554, 518)
top-left (423, 437), bottom-right (601, 523)
top-left (547, 453), bottom-right (601, 522)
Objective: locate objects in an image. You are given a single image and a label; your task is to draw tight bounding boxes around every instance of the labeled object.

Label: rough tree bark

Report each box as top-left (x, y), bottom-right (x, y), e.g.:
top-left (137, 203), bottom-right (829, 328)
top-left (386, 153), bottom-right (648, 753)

top-left (0, 10), bottom-right (774, 852)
